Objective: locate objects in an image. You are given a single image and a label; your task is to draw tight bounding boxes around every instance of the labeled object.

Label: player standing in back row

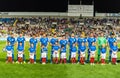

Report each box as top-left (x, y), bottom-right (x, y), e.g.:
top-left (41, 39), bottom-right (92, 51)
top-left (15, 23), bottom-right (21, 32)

top-left (7, 33), bottom-right (15, 63)
top-left (87, 32), bottom-right (96, 63)
top-left (97, 32), bottom-right (107, 63)
top-left (40, 33), bottom-right (49, 62)
top-left (107, 32), bottom-right (117, 63)
top-left (50, 33), bottom-right (58, 63)
top-left (16, 33), bottom-right (26, 63)
top-left (29, 34), bottom-right (38, 64)
top-left (68, 33), bottom-right (76, 62)
top-left (60, 35), bottom-right (68, 64)
top-left (77, 32), bottom-right (87, 63)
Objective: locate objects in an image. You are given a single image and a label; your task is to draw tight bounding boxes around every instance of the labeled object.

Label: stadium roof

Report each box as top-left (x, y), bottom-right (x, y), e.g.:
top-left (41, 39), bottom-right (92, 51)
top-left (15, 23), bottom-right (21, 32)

top-left (0, 0), bottom-right (120, 13)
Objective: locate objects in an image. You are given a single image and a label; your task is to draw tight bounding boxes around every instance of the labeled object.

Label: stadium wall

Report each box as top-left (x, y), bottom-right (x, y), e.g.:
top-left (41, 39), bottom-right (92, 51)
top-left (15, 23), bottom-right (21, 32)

top-left (95, 13), bottom-right (107, 17)
top-left (0, 12), bottom-right (93, 17)
top-left (0, 12), bottom-right (68, 17)
top-left (95, 13), bottom-right (120, 17)
top-left (0, 12), bottom-right (120, 17)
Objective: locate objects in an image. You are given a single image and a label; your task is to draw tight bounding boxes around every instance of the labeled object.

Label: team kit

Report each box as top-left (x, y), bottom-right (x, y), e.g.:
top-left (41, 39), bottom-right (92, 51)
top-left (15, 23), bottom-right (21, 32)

top-left (5, 32), bottom-right (118, 65)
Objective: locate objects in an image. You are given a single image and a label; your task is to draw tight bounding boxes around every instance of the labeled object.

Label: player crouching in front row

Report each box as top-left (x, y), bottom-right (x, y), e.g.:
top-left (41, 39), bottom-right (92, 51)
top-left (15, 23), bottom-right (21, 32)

top-left (17, 42), bottom-right (25, 64)
top-left (111, 42), bottom-right (118, 65)
top-left (90, 42), bottom-right (96, 65)
top-left (71, 44), bottom-right (77, 64)
top-left (60, 45), bottom-right (67, 64)
top-left (29, 44), bottom-right (35, 64)
top-left (5, 42), bottom-right (13, 63)
top-left (41, 45), bottom-right (47, 64)
top-left (100, 44), bottom-right (106, 65)
top-left (52, 41), bottom-right (60, 64)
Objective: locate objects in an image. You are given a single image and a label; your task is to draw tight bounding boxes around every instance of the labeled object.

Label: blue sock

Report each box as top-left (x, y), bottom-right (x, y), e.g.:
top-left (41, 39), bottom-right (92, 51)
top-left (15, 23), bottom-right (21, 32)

top-left (51, 54), bottom-right (53, 63)
top-left (109, 55), bottom-right (111, 62)
top-left (109, 50), bottom-right (112, 62)
top-left (17, 54), bottom-right (18, 61)
top-left (46, 56), bottom-right (48, 63)
top-left (69, 54), bottom-right (71, 62)
top-left (34, 55), bottom-right (36, 62)
top-left (12, 54), bottom-right (14, 61)
top-left (78, 55), bottom-right (80, 62)
top-left (23, 54), bottom-right (25, 61)
top-left (87, 53), bottom-right (90, 62)
top-left (86, 49), bottom-right (90, 62)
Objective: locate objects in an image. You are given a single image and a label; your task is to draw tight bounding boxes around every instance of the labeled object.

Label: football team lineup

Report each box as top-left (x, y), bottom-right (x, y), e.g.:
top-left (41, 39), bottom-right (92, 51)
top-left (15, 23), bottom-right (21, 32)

top-left (4, 31), bottom-right (118, 65)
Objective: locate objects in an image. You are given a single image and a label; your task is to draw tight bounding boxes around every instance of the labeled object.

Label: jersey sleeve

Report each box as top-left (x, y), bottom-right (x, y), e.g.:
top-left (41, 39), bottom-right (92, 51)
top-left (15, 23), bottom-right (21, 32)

top-left (36, 39), bottom-right (38, 43)
top-left (48, 38), bottom-right (50, 42)
top-left (75, 38), bottom-right (77, 43)
top-left (23, 37), bottom-right (26, 41)
top-left (17, 37), bottom-right (19, 42)
top-left (40, 38), bottom-right (42, 42)
top-left (115, 38), bottom-right (117, 42)
top-left (94, 38), bottom-right (97, 42)
top-left (13, 38), bottom-right (16, 43)
top-left (59, 40), bottom-right (62, 45)
top-left (7, 37), bottom-right (9, 41)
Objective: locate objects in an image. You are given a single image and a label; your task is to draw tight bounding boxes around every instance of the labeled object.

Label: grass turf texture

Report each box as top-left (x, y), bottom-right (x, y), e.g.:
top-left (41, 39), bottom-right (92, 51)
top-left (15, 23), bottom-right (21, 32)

top-left (0, 41), bottom-right (120, 78)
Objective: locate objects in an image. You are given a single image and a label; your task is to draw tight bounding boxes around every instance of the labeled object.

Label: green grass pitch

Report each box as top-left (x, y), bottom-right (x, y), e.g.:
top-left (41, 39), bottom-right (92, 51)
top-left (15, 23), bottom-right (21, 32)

top-left (0, 41), bottom-right (120, 78)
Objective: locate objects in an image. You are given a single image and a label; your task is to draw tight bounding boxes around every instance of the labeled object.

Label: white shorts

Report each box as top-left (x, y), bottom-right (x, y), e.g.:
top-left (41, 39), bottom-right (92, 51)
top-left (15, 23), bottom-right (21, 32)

top-left (112, 52), bottom-right (117, 58)
top-left (53, 51), bottom-right (59, 58)
top-left (80, 52), bottom-right (85, 57)
top-left (71, 52), bottom-right (76, 58)
top-left (7, 51), bottom-right (12, 57)
top-left (18, 51), bottom-right (23, 58)
top-left (101, 53), bottom-right (106, 59)
top-left (90, 51), bottom-right (95, 57)
top-left (30, 53), bottom-right (34, 59)
top-left (61, 53), bottom-right (66, 59)
top-left (41, 52), bottom-right (47, 58)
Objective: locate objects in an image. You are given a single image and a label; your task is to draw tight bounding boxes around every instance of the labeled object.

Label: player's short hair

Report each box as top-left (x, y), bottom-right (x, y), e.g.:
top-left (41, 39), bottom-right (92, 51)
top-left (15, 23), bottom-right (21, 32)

top-left (9, 32), bottom-right (13, 35)
top-left (32, 33), bottom-right (36, 36)
top-left (61, 45), bottom-right (64, 48)
top-left (7, 41), bottom-right (10, 44)
top-left (111, 32), bottom-right (115, 35)
top-left (55, 40), bottom-right (59, 43)
top-left (19, 42), bottom-right (22, 44)
top-left (54, 33), bottom-right (56, 35)
top-left (62, 34), bottom-right (65, 37)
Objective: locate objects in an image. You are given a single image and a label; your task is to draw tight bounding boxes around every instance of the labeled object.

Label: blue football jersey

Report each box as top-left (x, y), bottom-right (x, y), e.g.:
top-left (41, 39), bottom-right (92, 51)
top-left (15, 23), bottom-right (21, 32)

top-left (108, 37), bottom-right (117, 49)
top-left (78, 38), bottom-right (87, 49)
top-left (17, 45), bottom-right (24, 51)
top-left (40, 37), bottom-right (49, 47)
top-left (29, 38), bottom-right (37, 49)
top-left (101, 48), bottom-right (106, 53)
top-left (17, 37), bottom-right (25, 47)
top-left (7, 36), bottom-right (15, 47)
top-left (6, 45), bottom-right (13, 51)
top-left (68, 37), bottom-right (76, 48)
top-left (29, 47), bottom-right (36, 53)
top-left (87, 37), bottom-right (96, 48)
